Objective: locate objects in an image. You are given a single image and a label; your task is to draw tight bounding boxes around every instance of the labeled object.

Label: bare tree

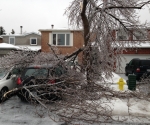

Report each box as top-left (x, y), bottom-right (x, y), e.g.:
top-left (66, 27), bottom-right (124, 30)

top-left (65, 0), bottom-right (150, 79)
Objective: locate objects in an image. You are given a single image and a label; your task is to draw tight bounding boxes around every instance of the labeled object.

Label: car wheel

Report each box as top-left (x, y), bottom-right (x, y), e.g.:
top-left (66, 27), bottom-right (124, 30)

top-left (17, 89), bottom-right (38, 103)
top-left (0, 88), bottom-right (8, 102)
top-left (17, 89), bottom-right (29, 102)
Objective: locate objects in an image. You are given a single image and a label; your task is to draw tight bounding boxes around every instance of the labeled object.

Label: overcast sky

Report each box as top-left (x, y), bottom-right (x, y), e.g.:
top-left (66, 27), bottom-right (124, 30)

top-left (0, 0), bottom-right (150, 34)
top-left (0, 0), bottom-right (72, 34)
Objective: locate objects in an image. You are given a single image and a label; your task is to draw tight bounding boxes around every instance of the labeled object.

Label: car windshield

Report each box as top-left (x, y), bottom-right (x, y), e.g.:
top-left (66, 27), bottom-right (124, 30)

top-left (0, 69), bottom-right (8, 79)
top-left (141, 60), bottom-right (150, 66)
top-left (23, 65), bottom-right (67, 79)
top-left (24, 68), bottom-right (48, 78)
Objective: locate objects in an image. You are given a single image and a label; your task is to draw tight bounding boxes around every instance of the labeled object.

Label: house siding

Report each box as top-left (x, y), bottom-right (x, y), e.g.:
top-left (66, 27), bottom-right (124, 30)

top-left (1, 34), bottom-right (41, 46)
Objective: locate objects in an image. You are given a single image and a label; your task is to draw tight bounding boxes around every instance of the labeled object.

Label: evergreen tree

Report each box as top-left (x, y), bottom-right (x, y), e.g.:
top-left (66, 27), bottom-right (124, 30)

top-left (0, 26), bottom-right (6, 35)
top-left (11, 29), bottom-right (15, 34)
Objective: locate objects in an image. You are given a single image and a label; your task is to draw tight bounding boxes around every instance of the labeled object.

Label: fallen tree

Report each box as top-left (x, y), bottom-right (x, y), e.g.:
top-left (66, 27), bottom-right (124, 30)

top-left (1, 0), bottom-right (150, 124)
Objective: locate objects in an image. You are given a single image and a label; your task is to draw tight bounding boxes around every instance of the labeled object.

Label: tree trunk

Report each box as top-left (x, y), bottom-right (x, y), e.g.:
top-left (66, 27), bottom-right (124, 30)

top-left (81, 0), bottom-right (93, 87)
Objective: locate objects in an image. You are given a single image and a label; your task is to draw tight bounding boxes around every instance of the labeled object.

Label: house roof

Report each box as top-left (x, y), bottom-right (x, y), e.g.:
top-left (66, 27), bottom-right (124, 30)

top-left (113, 41), bottom-right (150, 48)
top-left (0, 43), bottom-right (41, 51)
top-left (18, 45), bottom-right (41, 51)
top-left (0, 32), bottom-right (41, 37)
top-left (0, 43), bottom-right (22, 50)
top-left (39, 28), bottom-right (83, 32)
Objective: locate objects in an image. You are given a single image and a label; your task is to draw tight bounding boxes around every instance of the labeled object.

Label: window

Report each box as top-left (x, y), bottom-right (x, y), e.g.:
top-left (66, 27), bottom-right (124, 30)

top-left (30, 38), bottom-right (37, 45)
top-left (51, 32), bottom-right (73, 46)
top-left (116, 29), bottom-right (129, 41)
top-left (133, 30), bottom-right (147, 40)
top-left (9, 37), bottom-right (15, 45)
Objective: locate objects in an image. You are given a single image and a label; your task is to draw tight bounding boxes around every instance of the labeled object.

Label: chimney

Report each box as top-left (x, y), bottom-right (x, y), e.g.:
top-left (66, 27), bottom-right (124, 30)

top-left (20, 26), bottom-right (23, 34)
top-left (51, 24), bottom-right (54, 29)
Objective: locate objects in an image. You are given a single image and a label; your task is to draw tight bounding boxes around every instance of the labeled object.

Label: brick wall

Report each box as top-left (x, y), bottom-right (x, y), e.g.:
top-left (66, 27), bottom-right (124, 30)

top-left (41, 31), bottom-right (51, 52)
top-left (123, 48), bottom-right (150, 54)
top-left (40, 30), bottom-right (84, 63)
top-left (0, 38), bottom-right (2, 43)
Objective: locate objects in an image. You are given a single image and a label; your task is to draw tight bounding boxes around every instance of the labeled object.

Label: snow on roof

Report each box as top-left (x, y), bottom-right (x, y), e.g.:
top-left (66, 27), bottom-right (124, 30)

top-left (18, 45), bottom-right (41, 51)
top-left (113, 41), bottom-right (150, 48)
top-left (0, 43), bottom-right (41, 51)
top-left (39, 28), bottom-right (83, 32)
top-left (1, 32), bottom-right (41, 37)
top-left (24, 32), bottom-right (41, 36)
top-left (0, 43), bottom-right (22, 50)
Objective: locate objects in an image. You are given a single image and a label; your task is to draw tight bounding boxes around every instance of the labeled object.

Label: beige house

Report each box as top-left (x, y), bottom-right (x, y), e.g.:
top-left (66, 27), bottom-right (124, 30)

top-left (0, 32), bottom-right (41, 51)
top-left (0, 32), bottom-right (41, 57)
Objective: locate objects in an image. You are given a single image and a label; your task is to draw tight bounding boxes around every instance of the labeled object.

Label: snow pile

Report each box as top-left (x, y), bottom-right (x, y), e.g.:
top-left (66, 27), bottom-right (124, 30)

top-left (97, 72), bottom-right (128, 91)
top-left (104, 72), bottom-right (126, 84)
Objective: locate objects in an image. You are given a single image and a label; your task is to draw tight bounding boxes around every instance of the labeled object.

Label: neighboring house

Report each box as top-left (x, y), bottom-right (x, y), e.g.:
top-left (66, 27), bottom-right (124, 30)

top-left (114, 28), bottom-right (150, 73)
top-left (39, 28), bottom-right (84, 63)
top-left (0, 32), bottom-right (41, 51)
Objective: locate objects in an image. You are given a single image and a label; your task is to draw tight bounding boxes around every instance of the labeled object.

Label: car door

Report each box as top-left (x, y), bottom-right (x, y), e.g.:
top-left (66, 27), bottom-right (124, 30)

top-left (5, 68), bottom-right (21, 90)
top-left (126, 59), bottom-right (135, 74)
top-left (5, 72), bottom-right (17, 90)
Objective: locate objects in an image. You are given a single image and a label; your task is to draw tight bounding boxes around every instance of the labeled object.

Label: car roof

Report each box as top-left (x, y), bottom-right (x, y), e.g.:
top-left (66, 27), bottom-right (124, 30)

top-left (27, 64), bottom-right (54, 68)
top-left (132, 58), bottom-right (150, 61)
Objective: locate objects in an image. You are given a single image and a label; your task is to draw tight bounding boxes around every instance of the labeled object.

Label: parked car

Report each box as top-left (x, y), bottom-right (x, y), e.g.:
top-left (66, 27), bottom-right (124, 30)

top-left (16, 64), bottom-right (67, 102)
top-left (0, 67), bottom-right (21, 101)
top-left (125, 58), bottom-right (150, 80)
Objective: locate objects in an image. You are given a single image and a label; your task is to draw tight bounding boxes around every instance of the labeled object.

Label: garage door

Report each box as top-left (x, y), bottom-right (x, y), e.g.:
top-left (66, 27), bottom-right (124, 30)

top-left (116, 54), bottom-right (150, 73)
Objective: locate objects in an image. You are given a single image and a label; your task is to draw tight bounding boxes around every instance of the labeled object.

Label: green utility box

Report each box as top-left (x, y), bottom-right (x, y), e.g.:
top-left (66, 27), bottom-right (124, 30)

top-left (127, 74), bottom-right (136, 91)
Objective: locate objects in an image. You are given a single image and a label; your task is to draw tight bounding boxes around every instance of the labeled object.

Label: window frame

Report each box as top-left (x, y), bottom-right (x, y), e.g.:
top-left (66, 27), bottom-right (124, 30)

top-left (116, 29), bottom-right (129, 41)
top-left (9, 37), bottom-right (15, 45)
top-left (50, 32), bottom-right (73, 46)
top-left (30, 38), bottom-right (37, 45)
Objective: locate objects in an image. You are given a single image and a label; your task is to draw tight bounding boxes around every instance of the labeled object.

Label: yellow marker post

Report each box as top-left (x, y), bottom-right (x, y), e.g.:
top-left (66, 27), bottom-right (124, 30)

top-left (117, 78), bottom-right (125, 91)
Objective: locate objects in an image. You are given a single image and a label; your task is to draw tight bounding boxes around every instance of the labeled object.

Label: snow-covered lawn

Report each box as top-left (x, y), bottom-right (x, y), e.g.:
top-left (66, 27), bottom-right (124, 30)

top-left (0, 73), bottom-right (150, 125)
top-left (1, 96), bottom-right (150, 125)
